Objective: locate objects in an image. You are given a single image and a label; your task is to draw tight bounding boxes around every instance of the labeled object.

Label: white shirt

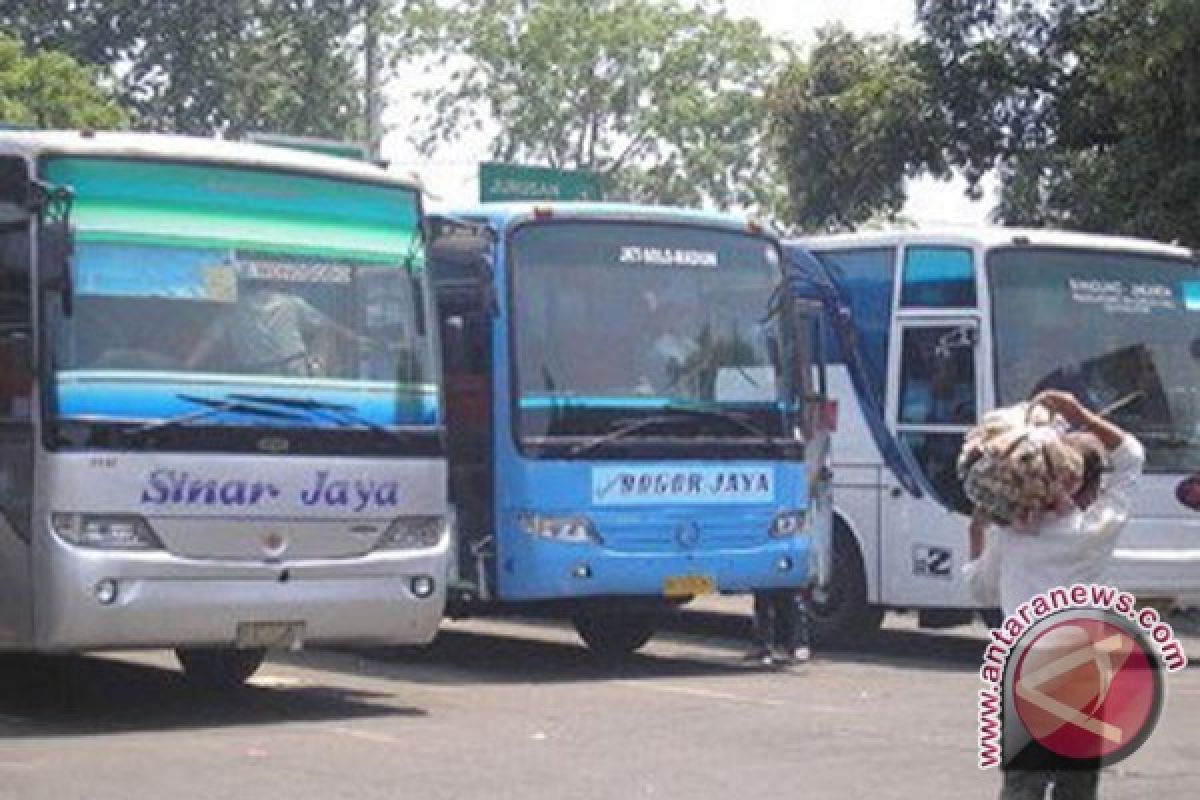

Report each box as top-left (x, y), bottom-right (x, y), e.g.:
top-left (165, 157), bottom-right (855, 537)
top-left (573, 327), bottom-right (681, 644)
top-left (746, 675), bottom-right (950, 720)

top-left (962, 435), bottom-right (1145, 616)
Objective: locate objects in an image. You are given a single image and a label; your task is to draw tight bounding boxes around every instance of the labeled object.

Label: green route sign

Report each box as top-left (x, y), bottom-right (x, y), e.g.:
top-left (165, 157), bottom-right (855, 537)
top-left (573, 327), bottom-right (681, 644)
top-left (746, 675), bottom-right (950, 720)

top-left (479, 162), bottom-right (605, 202)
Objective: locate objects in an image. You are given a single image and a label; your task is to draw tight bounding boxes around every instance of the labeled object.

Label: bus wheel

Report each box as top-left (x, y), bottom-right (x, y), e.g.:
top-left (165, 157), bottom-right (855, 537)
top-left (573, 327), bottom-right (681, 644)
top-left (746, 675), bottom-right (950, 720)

top-left (808, 527), bottom-right (883, 644)
top-left (572, 612), bottom-right (656, 658)
top-left (980, 609), bottom-right (1005, 630)
top-left (176, 647), bottom-right (267, 689)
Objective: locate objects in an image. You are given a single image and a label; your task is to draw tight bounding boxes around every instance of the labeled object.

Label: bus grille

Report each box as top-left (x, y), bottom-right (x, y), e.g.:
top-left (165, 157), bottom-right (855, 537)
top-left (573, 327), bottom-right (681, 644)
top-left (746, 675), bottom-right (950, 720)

top-left (591, 511), bottom-right (772, 553)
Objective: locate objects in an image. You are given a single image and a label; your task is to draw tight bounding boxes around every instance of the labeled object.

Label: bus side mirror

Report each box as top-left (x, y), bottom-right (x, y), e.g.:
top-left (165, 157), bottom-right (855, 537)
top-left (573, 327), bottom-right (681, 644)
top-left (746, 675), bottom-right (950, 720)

top-left (803, 395), bottom-right (837, 435)
top-left (0, 158), bottom-right (31, 219)
top-left (2, 329), bottom-right (33, 374)
top-left (38, 224), bottom-right (75, 317)
top-left (427, 216), bottom-right (497, 317)
top-left (442, 314), bottom-right (474, 373)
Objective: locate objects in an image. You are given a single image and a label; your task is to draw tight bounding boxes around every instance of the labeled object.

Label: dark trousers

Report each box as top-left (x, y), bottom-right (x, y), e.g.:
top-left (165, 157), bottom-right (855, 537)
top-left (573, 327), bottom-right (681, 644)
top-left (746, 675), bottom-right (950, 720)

top-left (1000, 768), bottom-right (1099, 800)
top-left (752, 590), bottom-right (810, 652)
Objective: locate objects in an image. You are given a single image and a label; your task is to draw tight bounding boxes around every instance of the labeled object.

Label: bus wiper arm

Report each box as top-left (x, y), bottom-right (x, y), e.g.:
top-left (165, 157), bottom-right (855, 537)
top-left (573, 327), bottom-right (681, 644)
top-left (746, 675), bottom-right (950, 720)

top-left (1137, 430), bottom-right (1198, 448)
top-left (226, 393), bottom-right (354, 413)
top-left (567, 414), bottom-right (689, 457)
top-left (127, 394), bottom-right (307, 438)
top-left (664, 407), bottom-right (775, 442)
top-left (566, 408), bottom-right (776, 457)
top-left (225, 393), bottom-right (419, 446)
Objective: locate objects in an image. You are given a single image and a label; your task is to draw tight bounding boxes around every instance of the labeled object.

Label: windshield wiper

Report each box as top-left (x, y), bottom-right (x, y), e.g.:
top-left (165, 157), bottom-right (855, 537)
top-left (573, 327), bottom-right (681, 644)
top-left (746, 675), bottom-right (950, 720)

top-left (1136, 430), bottom-right (1198, 449)
top-left (125, 394), bottom-right (307, 439)
top-left (670, 407), bottom-right (776, 439)
top-left (225, 393), bottom-right (424, 446)
top-left (567, 408), bottom-right (776, 457)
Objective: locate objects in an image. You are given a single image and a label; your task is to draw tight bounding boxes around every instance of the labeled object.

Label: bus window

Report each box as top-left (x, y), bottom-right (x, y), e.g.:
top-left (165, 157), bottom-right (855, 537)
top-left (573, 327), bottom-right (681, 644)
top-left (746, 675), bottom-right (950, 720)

top-left (990, 246), bottom-right (1200, 472)
top-left (812, 247), bottom-right (895, 407)
top-left (896, 323), bottom-right (978, 512)
top-left (898, 326), bottom-right (977, 425)
top-left (901, 246), bottom-right (975, 308)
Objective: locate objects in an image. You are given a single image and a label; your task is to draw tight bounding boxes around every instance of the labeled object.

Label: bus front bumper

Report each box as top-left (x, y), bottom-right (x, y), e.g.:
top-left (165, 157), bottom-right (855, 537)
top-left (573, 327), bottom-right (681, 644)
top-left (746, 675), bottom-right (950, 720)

top-left (496, 539), bottom-right (814, 602)
top-left (34, 544), bottom-right (448, 652)
top-left (1107, 547), bottom-right (1200, 607)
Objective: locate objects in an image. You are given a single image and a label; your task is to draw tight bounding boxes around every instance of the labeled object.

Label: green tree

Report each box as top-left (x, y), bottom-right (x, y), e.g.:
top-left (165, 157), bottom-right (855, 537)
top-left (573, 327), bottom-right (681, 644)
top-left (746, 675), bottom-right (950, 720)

top-left (918, 0), bottom-right (1200, 245)
top-left (768, 26), bottom-right (946, 232)
top-left (399, 0), bottom-right (783, 210)
top-left (0, 33), bottom-right (125, 129)
top-left (0, 1), bottom-right (367, 139)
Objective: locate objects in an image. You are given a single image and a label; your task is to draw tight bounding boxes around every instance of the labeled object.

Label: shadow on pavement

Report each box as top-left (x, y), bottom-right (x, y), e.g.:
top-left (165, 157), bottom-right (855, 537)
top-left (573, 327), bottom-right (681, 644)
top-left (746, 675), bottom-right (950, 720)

top-left (0, 653), bottom-right (424, 738)
top-left (670, 610), bottom-right (990, 673)
top-left (313, 608), bottom-right (992, 687)
top-left (328, 627), bottom-right (759, 687)
top-left (283, 604), bottom-right (1199, 689)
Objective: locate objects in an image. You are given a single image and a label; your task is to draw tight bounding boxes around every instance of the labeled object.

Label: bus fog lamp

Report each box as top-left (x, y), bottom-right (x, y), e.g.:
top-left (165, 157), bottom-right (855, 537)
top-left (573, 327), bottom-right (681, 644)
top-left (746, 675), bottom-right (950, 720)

top-left (410, 575), bottom-right (436, 598)
top-left (769, 510), bottom-right (807, 538)
top-left (94, 579), bottom-right (118, 605)
top-left (571, 564), bottom-right (592, 579)
top-left (777, 556), bottom-right (794, 572)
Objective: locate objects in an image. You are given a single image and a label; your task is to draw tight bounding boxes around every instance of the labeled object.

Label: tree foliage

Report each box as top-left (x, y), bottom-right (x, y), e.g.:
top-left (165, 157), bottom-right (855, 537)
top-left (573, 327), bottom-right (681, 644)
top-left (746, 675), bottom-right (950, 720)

top-left (918, 0), bottom-right (1200, 245)
top-left (768, 26), bottom-right (946, 232)
top-left (400, 0), bottom-right (783, 210)
top-left (0, 1), bottom-right (367, 139)
top-left (0, 33), bottom-right (126, 129)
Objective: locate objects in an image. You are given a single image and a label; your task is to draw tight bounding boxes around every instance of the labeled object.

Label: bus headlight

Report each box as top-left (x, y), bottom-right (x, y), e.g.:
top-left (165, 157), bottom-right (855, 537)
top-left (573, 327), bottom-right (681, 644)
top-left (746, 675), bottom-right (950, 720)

top-left (769, 510), bottom-right (808, 538)
top-left (50, 513), bottom-right (163, 550)
top-left (378, 516), bottom-right (445, 550)
top-left (517, 513), bottom-right (600, 544)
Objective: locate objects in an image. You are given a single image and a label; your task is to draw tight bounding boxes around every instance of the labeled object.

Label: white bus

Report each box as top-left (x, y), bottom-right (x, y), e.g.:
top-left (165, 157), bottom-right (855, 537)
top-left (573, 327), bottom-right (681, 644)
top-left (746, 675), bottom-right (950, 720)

top-left (0, 131), bottom-right (450, 685)
top-left (786, 228), bottom-right (1200, 637)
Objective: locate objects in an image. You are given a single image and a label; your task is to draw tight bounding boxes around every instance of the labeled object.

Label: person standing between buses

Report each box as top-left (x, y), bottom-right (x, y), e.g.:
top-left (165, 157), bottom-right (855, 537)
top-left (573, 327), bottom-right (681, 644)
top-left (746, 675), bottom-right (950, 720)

top-left (748, 589), bottom-right (812, 667)
top-left (962, 390), bottom-right (1145, 800)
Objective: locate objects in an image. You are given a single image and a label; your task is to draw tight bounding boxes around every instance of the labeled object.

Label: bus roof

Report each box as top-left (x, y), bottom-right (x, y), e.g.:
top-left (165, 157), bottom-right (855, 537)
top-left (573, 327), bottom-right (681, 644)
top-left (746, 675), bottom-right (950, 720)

top-left (439, 201), bottom-right (772, 234)
top-left (793, 226), bottom-right (1192, 260)
top-left (0, 129), bottom-right (420, 191)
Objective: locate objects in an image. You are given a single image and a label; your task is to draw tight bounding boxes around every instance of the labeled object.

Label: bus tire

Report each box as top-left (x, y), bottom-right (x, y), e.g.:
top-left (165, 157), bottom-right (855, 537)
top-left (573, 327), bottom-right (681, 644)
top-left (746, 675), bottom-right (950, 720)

top-left (176, 647), bottom-right (266, 689)
top-left (572, 612), bottom-right (656, 658)
top-left (809, 525), bottom-right (883, 643)
top-left (980, 608), bottom-right (1005, 630)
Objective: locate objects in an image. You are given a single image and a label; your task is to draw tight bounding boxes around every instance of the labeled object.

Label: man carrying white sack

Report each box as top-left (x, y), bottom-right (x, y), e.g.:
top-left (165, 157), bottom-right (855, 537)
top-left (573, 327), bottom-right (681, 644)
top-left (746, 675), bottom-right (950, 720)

top-left (961, 390), bottom-right (1145, 800)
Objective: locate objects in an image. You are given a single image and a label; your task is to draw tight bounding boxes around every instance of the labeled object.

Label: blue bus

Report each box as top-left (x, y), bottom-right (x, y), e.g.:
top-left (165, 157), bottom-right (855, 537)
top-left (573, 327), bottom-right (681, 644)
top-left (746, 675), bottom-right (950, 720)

top-left (429, 203), bottom-right (834, 655)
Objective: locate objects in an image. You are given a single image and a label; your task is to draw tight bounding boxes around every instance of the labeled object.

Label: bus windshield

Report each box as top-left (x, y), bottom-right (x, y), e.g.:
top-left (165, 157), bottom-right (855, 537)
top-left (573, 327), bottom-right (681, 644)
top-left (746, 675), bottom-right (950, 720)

top-left (989, 246), bottom-right (1200, 472)
top-left (42, 157), bottom-right (438, 449)
top-left (510, 220), bottom-right (794, 444)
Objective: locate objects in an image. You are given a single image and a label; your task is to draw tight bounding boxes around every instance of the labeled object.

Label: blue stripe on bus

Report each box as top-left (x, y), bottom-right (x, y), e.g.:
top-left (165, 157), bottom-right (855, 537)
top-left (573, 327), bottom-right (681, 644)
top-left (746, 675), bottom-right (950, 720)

top-left (56, 376), bottom-right (439, 427)
top-left (518, 395), bottom-right (793, 411)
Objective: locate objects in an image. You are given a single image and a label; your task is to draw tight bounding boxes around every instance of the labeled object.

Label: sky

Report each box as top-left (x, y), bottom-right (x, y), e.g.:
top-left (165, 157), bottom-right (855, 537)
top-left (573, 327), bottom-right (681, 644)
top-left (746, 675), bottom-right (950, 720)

top-left (380, 0), bottom-right (992, 225)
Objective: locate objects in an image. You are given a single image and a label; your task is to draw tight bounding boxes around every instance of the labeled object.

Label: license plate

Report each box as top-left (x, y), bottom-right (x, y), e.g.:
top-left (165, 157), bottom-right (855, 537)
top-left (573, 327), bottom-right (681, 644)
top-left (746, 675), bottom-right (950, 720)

top-left (236, 620), bottom-right (305, 649)
top-left (663, 575), bottom-right (716, 598)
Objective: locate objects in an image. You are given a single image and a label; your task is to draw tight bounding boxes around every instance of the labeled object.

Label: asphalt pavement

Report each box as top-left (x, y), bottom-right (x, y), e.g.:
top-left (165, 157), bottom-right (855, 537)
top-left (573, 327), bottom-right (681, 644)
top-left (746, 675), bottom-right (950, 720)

top-left (0, 604), bottom-right (1196, 800)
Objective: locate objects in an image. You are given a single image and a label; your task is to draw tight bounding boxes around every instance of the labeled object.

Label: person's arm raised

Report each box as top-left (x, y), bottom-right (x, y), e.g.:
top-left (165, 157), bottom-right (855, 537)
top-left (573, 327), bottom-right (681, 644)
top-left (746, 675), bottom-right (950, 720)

top-left (1031, 389), bottom-right (1126, 452)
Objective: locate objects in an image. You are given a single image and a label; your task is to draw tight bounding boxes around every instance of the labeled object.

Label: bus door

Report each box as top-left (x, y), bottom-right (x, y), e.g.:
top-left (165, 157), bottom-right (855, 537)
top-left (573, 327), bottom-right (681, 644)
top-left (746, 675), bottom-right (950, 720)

top-left (429, 218), bottom-right (495, 599)
top-left (0, 157), bottom-right (36, 643)
top-left (791, 297), bottom-right (835, 587)
top-left (884, 316), bottom-right (980, 606)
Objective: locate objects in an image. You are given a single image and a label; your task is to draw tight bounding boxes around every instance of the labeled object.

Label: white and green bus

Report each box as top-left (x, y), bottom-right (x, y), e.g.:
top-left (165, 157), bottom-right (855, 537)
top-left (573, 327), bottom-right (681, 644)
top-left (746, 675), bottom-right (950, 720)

top-left (0, 131), bottom-right (449, 686)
